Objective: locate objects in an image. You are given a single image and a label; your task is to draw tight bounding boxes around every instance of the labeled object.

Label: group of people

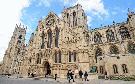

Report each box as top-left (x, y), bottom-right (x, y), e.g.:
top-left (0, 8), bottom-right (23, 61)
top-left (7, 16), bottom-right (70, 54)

top-left (67, 70), bottom-right (89, 83)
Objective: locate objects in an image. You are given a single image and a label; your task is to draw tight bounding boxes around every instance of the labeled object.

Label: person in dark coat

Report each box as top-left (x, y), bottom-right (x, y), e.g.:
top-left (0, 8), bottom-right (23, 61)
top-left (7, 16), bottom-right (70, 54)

top-left (54, 74), bottom-right (57, 80)
top-left (79, 70), bottom-right (83, 81)
top-left (84, 71), bottom-right (89, 81)
top-left (67, 70), bottom-right (71, 83)
top-left (69, 71), bottom-right (75, 82)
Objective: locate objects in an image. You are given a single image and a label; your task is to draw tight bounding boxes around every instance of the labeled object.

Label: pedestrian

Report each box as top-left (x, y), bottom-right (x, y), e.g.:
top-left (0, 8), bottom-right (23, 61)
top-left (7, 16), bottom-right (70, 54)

top-left (54, 74), bottom-right (57, 80)
top-left (84, 71), bottom-right (88, 81)
top-left (67, 70), bottom-right (71, 83)
top-left (79, 70), bottom-right (83, 81)
top-left (69, 71), bottom-right (75, 82)
top-left (31, 73), bottom-right (34, 77)
top-left (105, 71), bottom-right (107, 80)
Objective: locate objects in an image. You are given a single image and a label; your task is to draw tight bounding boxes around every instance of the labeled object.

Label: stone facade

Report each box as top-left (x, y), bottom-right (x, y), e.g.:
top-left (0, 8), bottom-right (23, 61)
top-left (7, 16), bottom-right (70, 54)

top-left (2, 4), bottom-right (135, 78)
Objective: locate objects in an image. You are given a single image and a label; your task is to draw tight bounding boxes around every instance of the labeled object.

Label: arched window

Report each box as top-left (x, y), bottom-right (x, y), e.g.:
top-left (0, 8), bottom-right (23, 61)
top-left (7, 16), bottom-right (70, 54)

top-left (113, 64), bottom-right (118, 74)
top-left (41, 31), bottom-right (45, 49)
top-left (55, 27), bottom-right (59, 47)
top-left (59, 51), bottom-right (61, 63)
top-left (94, 32), bottom-right (102, 43)
top-left (99, 66), bottom-right (104, 74)
top-left (73, 11), bottom-right (77, 26)
top-left (55, 51), bottom-right (57, 63)
top-left (69, 51), bottom-right (71, 62)
top-left (106, 29), bottom-right (115, 42)
top-left (128, 42), bottom-right (135, 54)
top-left (122, 64), bottom-right (128, 73)
top-left (95, 47), bottom-right (102, 63)
top-left (86, 33), bottom-right (89, 42)
top-left (110, 45), bottom-right (119, 54)
top-left (47, 29), bottom-right (52, 48)
top-left (37, 53), bottom-right (41, 64)
top-left (119, 27), bottom-right (131, 40)
top-left (69, 51), bottom-right (76, 62)
top-left (95, 47), bottom-right (102, 57)
top-left (54, 50), bottom-right (61, 63)
top-left (73, 51), bottom-right (76, 62)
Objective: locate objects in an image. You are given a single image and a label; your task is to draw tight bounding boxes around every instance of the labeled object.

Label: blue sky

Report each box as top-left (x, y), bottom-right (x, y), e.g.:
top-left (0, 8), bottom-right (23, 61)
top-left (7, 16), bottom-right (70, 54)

top-left (0, 0), bottom-right (135, 62)
top-left (21, 0), bottom-right (135, 42)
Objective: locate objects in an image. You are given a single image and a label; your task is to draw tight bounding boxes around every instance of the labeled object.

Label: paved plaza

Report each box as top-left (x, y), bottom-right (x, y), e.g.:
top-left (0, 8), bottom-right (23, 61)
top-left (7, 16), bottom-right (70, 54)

top-left (0, 76), bottom-right (135, 84)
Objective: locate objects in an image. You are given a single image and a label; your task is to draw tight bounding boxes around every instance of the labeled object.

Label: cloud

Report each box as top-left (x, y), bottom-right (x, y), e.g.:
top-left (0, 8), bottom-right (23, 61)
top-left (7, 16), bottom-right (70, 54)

top-left (62, 0), bottom-right (108, 26)
top-left (63, 0), bottom-right (108, 16)
top-left (36, 0), bottom-right (51, 7)
top-left (0, 0), bottom-right (30, 62)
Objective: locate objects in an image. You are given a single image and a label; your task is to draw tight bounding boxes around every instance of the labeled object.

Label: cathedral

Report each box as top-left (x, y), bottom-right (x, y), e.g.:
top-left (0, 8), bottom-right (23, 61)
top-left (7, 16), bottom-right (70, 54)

top-left (2, 4), bottom-right (135, 78)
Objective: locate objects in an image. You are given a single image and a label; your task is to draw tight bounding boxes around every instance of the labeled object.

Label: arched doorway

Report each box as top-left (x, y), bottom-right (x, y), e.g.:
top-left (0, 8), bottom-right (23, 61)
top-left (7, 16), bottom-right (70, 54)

top-left (44, 61), bottom-right (51, 76)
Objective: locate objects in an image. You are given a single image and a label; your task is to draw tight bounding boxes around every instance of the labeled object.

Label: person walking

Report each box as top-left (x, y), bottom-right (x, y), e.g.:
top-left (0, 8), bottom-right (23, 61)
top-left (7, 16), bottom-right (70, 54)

top-left (69, 71), bottom-right (75, 82)
top-left (79, 70), bottom-right (83, 81)
top-left (84, 71), bottom-right (89, 81)
top-left (105, 71), bottom-right (107, 80)
top-left (54, 74), bottom-right (57, 80)
top-left (67, 70), bottom-right (71, 83)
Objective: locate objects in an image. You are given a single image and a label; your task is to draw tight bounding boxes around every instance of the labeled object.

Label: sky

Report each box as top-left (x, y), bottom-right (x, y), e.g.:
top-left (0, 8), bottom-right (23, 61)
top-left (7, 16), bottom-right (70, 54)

top-left (0, 0), bottom-right (135, 62)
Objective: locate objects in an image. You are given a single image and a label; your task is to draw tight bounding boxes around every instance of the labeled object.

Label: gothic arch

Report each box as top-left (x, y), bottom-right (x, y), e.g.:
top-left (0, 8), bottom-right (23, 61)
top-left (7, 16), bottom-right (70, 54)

top-left (110, 45), bottom-right (119, 54)
top-left (41, 31), bottom-right (45, 49)
top-left (95, 47), bottom-right (102, 63)
top-left (47, 29), bottom-right (52, 48)
top-left (54, 50), bottom-right (61, 63)
top-left (119, 27), bottom-right (131, 40)
top-left (73, 11), bottom-right (77, 26)
top-left (106, 29), bottom-right (115, 42)
top-left (55, 27), bottom-right (59, 47)
top-left (94, 32), bottom-right (102, 43)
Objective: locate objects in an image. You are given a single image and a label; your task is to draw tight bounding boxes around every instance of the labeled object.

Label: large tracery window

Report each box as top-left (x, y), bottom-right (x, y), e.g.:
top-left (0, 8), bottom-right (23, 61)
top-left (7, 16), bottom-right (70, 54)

top-left (73, 11), bottom-right (77, 27)
top-left (47, 29), bottom-right (52, 48)
top-left (95, 47), bottom-right (102, 63)
top-left (106, 29), bottom-right (115, 42)
top-left (54, 50), bottom-right (61, 63)
top-left (110, 45), bottom-right (119, 54)
top-left (119, 27), bottom-right (131, 40)
top-left (122, 64), bottom-right (128, 73)
top-left (55, 27), bottom-right (59, 48)
top-left (113, 64), bottom-right (118, 74)
top-left (94, 32), bottom-right (102, 43)
top-left (128, 42), bottom-right (135, 54)
top-left (41, 31), bottom-right (45, 49)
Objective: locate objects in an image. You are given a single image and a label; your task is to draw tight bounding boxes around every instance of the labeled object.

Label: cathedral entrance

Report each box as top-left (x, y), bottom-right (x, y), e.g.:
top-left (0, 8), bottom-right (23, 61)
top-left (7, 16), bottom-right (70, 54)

top-left (44, 61), bottom-right (51, 77)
